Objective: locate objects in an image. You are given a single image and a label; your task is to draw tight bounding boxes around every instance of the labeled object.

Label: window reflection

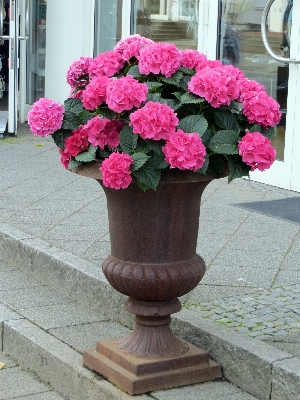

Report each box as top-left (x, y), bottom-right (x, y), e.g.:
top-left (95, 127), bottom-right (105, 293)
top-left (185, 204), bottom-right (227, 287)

top-left (132, 0), bottom-right (199, 50)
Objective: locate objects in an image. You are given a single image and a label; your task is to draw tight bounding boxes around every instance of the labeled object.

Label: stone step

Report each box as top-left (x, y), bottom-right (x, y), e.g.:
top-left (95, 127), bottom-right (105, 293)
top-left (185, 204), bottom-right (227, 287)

top-left (1, 223), bottom-right (300, 400)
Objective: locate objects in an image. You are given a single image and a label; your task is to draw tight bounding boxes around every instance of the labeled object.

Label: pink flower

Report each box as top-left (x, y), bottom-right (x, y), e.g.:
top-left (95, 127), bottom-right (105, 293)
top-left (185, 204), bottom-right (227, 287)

top-left (106, 75), bottom-right (148, 113)
top-left (138, 42), bottom-right (180, 78)
top-left (64, 126), bottom-right (89, 156)
top-left (27, 98), bottom-right (64, 137)
top-left (239, 78), bottom-right (265, 101)
top-left (86, 116), bottom-right (122, 149)
top-left (82, 76), bottom-right (111, 110)
top-left (242, 91), bottom-right (282, 128)
top-left (188, 66), bottom-right (240, 108)
top-left (66, 57), bottom-right (92, 88)
top-left (114, 34), bottom-right (153, 60)
top-left (100, 152), bottom-right (133, 189)
top-left (238, 131), bottom-right (276, 171)
top-left (195, 58), bottom-right (222, 72)
top-left (58, 148), bottom-right (71, 169)
top-left (162, 129), bottom-right (206, 171)
top-left (180, 49), bottom-right (208, 70)
top-left (129, 101), bottom-right (179, 140)
top-left (88, 50), bottom-right (124, 78)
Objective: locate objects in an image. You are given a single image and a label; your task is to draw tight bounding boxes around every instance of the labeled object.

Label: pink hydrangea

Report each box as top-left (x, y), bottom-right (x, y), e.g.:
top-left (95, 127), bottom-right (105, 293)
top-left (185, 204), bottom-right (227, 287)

top-left (69, 89), bottom-right (84, 99)
top-left (162, 129), bottom-right (206, 171)
top-left (64, 126), bottom-right (89, 157)
top-left (179, 49), bottom-right (208, 70)
top-left (100, 152), bottom-right (133, 189)
top-left (86, 116), bottom-right (122, 149)
top-left (242, 91), bottom-right (282, 128)
top-left (239, 78), bottom-right (266, 101)
top-left (138, 42), bottom-right (180, 78)
top-left (195, 58), bottom-right (222, 72)
top-left (238, 131), bottom-right (276, 171)
top-left (27, 98), bottom-right (64, 137)
top-left (114, 34), bottom-right (153, 60)
top-left (88, 50), bottom-right (124, 78)
top-left (106, 75), bottom-right (148, 113)
top-left (129, 101), bottom-right (179, 140)
top-left (66, 56), bottom-right (92, 88)
top-left (82, 76), bottom-right (111, 110)
top-left (58, 148), bottom-right (71, 169)
top-left (188, 66), bottom-right (240, 108)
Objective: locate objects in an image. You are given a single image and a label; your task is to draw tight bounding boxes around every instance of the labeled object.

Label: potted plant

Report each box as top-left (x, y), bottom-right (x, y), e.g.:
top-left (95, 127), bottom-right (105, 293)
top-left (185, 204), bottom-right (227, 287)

top-left (28, 34), bottom-right (280, 395)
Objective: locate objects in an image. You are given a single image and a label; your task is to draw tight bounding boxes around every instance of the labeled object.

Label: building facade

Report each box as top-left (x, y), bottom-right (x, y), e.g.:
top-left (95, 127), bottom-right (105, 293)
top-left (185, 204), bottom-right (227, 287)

top-left (0, 0), bottom-right (299, 191)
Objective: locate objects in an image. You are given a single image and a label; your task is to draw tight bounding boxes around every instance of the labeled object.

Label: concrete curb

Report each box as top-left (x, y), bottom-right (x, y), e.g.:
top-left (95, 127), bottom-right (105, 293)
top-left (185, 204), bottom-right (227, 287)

top-left (1, 222), bottom-right (300, 400)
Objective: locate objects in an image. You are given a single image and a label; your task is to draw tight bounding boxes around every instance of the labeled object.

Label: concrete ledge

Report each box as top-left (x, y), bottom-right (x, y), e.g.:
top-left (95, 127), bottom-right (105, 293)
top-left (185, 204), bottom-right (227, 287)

top-left (3, 318), bottom-right (149, 400)
top-left (0, 223), bottom-right (299, 400)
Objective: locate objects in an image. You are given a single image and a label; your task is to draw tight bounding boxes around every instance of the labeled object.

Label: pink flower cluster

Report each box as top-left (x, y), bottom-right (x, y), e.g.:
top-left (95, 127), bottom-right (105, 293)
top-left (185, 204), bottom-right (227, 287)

top-left (58, 148), bottom-right (71, 169)
top-left (188, 66), bottom-right (240, 108)
top-left (27, 98), bottom-right (64, 137)
top-left (88, 50), bottom-right (124, 78)
top-left (106, 75), bottom-right (148, 113)
top-left (100, 152), bottom-right (133, 189)
top-left (180, 49), bottom-right (208, 70)
top-left (66, 56), bottom-right (92, 88)
top-left (138, 42), bottom-right (180, 78)
top-left (238, 131), bottom-right (276, 171)
top-left (129, 102), bottom-right (179, 140)
top-left (114, 34), bottom-right (153, 60)
top-left (86, 116), bottom-right (123, 149)
top-left (64, 126), bottom-right (89, 157)
top-left (82, 76), bottom-right (110, 110)
top-left (162, 130), bottom-right (206, 171)
top-left (240, 84), bottom-right (281, 128)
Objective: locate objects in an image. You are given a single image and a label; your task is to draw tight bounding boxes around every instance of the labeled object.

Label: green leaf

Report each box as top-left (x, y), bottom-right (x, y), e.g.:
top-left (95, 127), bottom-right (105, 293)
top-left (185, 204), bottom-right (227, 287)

top-left (178, 67), bottom-right (196, 76)
top-left (68, 158), bottom-right (82, 170)
top-left (177, 115), bottom-right (208, 136)
top-left (99, 107), bottom-right (116, 119)
top-left (78, 110), bottom-right (95, 125)
top-left (133, 158), bottom-right (161, 190)
top-left (180, 76), bottom-right (191, 91)
top-left (173, 91), bottom-right (183, 101)
top-left (64, 98), bottom-right (83, 115)
top-left (262, 127), bottom-right (275, 140)
top-left (160, 98), bottom-right (181, 110)
top-left (230, 100), bottom-right (242, 114)
top-left (180, 92), bottom-right (205, 104)
top-left (98, 149), bottom-right (111, 158)
top-left (127, 65), bottom-right (142, 78)
top-left (62, 112), bottom-right (80, 130)
top-left (131, 152), bottom-right (150, 172)
top-left (249, 124), bottom-right (262, 133)
top-left (75, 145), bottom-right (97, 162)
top-left (214, 112), bottom-right (240, 133)
top-left (160, 71), bottom-right (183, 87)
top-left (207, 154), bottom-right (225, 177)
top-left (147, 93), bottom-right (162, 102)
top-left (52, 129), bottom-right (72, 150)
top-left (120, 125), bottom-right (138, 154)
top-left (209, 130), bottom-right (239, 155)
top-left (152, 152), bottom-right (169, 169)
top-left (195, 155), bottom-right (209, 175)
top-left (145, 139), bottom-right (165, 154)
top-left (200, 129), bottom-right (214, 147)
top-left (227, 155), bottom-right (251, 183)
top-left (145, 81), bottom-right (163, 92)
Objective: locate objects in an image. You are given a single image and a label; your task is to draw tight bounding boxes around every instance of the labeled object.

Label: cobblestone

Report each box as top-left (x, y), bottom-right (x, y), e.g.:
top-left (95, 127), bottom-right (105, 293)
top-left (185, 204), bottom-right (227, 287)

top-left (184, 284), bottom-right (300, 340)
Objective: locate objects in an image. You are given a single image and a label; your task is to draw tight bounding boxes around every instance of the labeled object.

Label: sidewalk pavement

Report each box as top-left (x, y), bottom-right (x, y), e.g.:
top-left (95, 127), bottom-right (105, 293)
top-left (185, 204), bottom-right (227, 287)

top-left (0, 123), bottom-right (300, 399)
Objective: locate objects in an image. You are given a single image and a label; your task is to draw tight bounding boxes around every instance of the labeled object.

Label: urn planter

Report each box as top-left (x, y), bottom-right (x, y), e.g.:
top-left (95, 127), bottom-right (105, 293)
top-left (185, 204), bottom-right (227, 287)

top-left (77, 163), bottom-right (222, 395)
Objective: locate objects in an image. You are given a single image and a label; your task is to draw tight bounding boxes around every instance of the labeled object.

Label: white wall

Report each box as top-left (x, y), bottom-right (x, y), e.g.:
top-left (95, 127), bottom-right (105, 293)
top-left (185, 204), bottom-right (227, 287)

top-left (45, 0), bottom-right (94, 103)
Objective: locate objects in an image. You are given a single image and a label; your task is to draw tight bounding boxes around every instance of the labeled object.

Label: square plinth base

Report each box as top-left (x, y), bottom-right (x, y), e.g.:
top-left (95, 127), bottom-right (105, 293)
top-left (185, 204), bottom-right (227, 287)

top-left (83, 338), bottom-right (222, 395)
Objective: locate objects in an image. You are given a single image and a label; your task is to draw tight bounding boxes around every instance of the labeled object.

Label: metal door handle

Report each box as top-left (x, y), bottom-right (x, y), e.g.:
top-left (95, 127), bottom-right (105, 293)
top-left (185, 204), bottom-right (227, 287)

top-left (261, 0), bottom-right (300, 64)
top-left (0, 0), bottom-right (4, 37)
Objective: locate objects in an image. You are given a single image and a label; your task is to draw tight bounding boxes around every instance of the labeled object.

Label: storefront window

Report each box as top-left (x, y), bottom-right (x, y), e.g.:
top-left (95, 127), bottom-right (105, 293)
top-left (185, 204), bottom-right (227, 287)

top-left (94, 0), bottom-right (123, 55)
top-left (132, 0), bottom-right (199, 50)
top-left (218, 0), bottom-right (291, 162)
top-left (26, 0), bottom-right (46, 104)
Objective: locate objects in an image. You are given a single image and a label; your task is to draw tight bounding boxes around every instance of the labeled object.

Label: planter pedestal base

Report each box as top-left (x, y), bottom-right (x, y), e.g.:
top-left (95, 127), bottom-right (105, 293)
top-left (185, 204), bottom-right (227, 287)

top-left (83, 338), bottom-right (221, 395)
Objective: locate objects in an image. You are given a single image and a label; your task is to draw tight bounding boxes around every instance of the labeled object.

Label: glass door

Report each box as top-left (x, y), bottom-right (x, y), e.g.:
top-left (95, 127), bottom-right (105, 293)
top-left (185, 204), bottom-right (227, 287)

top-left (206, 0), bottom-right (300, 192)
